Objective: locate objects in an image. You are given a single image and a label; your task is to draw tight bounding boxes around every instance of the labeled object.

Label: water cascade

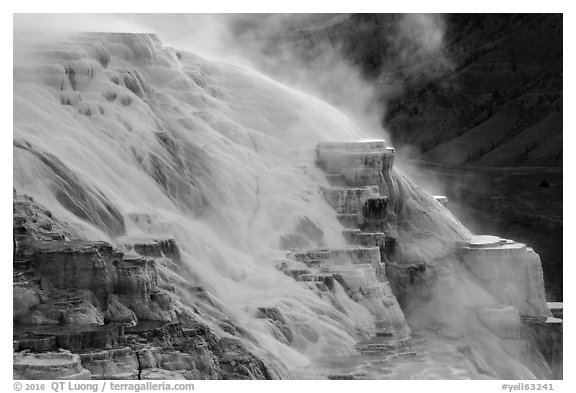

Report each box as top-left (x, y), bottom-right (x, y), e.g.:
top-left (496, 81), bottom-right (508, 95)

top-left (13, 32), bottom-right (561, 380)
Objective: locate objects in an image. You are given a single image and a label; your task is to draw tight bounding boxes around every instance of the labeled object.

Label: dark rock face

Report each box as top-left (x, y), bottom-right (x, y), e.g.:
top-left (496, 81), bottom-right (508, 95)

top-left (13, 240), bottom-right (176, 326)
top-left (285, 15), bottom-right (562, 167)
top-left (362, 197), bottom-right (388, 220)
top-left (14, 324), bottom-right (125, 353)
top-left (215, 338), bottom-right (277, 380)
top-left (304, 142), bottom-right (410, 338)
top-left (343, 229), bottom-right (397, 264)
top-left (284, 14), bottom-right (563, 303)
top-left (360, 197), bottom-right (389, 231)
top-left (13, 191), bottom-right (72, 259)
top-left (273, 15), bottom-right (563, 307)
top-left (113, 321), bottom-right (285, 380)
top-left (13, 333), bottom-right (57, 352)
top-left (307, 140), bottom-right (560, 378)
top-left (385, 263), bottom-right (434, 308)
top-left (417, 164), bottom-right (562, 302)
top-left (115, 256), bottom-right (175, 322)
top-left (523, 317), bottom-right (563, 379)
top-left (118, 237), bottom-right (181, 264)
top-left (32, 241), bottom-right (117, 309)
top-left (125, 322), bottom-right (185, 348)
top-left (13, 192), bottom-right (287, 380)
top-left (13, 192), bottom-right (179, 326)
top-left (14, 352), bottom-right (92, 380)
top-left (80, 347), bottom-right (139, 379)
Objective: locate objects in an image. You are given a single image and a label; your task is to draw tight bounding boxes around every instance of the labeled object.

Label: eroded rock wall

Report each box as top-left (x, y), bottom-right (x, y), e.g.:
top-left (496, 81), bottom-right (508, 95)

top-left (308, 140), bottom-right (559, 379)
top-left (13, 191), bottom-right (287, 380)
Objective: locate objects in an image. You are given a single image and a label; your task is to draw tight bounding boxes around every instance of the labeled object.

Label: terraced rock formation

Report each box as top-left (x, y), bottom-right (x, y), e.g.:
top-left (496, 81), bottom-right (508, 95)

top-left (281, 140), bottom-right (561, 379)
top-left (13, 191), bottom-right (288, 380)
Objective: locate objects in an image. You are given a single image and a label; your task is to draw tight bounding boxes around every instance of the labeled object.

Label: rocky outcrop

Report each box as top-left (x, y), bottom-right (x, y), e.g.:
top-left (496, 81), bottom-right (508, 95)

top-left (14, 334), bottom-right (57, 353)
top-left (80, 347), bottom-right (139, 379)
top-left (343, 229), bottom-right (397, 263)
top-left (12, 127), bottom-right (560, 380)
top-left (118, 236), bottom-right (181, 264)
top-left (291, 247), bottom-right (382, 271)
top-left (523, 317), bottom-right (563, 380)
top-left (290, 140), bottom-right (560, 379)
top-left (32, 241), bottom-right (117, 309)
top-left (295, 15), bottom-right (562, 168)
top-left (548, 302), bottom-right (562, 319)
top-left (14, 352), bottom-right (92, 380)
top-left (281, 141), bottom-right (410, 347)
top-left (433, 196), bottom-right (448, 207)
top-left (385, 262), bottom-right (435, 308)
top-left (14, 324), bottom-right (125, 353)
top-left (115, 256), bottom-right (175, 322)
top-left (36, 320), bottom-right (288, 380)
top-left (13, 192), bottom-right (182, 327)
top-left (13, 192), bottom-right (71, 246)
top-left (13, 193), bottom-right (286, 380)
top-left (360, 197), bottom-right (389, 230)
top-left (323, 186), bottom-right (378, 214)
top-left (459, 235), bottom-right (551, 318)
top-left (13, 238), bottom-right (177, 326)
top-left (316, 142), bottom-right (395, 188)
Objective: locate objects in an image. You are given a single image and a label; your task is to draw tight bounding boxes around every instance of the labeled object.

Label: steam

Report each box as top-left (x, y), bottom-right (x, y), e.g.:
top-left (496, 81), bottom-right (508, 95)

top-left (218, 14), bottom-right (453, 146)
top-left (14, 13), bottom-right (451, 145)
top-left (12, 25), bottom-right (373, 370)
top-left (395, 14), bottom-right (449, 68)
top-left (13, 15), bottom-right (552, 379)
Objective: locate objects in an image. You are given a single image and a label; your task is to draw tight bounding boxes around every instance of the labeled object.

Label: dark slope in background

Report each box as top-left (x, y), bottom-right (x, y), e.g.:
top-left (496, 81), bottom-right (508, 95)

top-left (269, 13), bottom-right (563, 300)
top-left (278, 13), bottom-right (562, 167)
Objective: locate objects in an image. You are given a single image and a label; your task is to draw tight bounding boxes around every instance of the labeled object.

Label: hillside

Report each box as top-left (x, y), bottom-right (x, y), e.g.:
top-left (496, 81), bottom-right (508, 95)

top-left (260, 14), bottom-right (563, 302)
top-left (275, 14), bottom-right (563, 167)
top-left (12, 25), bottom-right (561, 380)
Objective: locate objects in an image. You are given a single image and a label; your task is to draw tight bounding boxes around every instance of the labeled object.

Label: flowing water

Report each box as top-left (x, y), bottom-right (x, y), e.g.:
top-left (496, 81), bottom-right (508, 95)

top-left (294, 332), bottom-right (477, 380)
top-left (13, 31), bottom-right (554, 379)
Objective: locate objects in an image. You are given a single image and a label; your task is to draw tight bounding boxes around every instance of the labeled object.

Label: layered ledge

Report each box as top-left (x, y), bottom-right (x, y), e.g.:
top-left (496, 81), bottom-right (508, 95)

top-left (459, 235), bottom-right (551, 318)
top-left (13, 190), bottom-right (288, 380)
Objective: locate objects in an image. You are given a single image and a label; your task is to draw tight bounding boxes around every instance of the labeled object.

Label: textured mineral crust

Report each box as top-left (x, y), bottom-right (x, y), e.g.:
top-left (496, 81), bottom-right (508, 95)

top-left (13, 191), bottom-right (287, 380)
